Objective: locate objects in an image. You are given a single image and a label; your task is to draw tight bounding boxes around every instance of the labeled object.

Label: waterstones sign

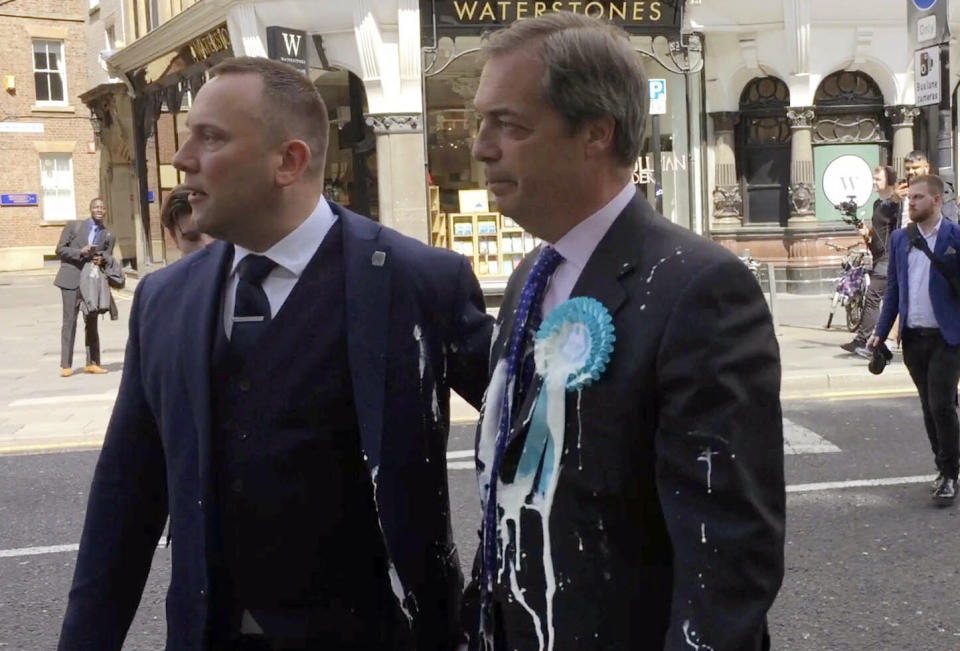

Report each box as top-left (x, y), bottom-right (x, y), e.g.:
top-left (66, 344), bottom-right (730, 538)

top-left (422, 0), bottom-right (682, 42)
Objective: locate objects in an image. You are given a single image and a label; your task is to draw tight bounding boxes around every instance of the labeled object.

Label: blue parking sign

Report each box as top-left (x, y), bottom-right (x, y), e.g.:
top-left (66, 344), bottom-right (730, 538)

top-left (913, 0), bottom-right (937, 10)
top-left (649, 79), bottom-right (667, 115)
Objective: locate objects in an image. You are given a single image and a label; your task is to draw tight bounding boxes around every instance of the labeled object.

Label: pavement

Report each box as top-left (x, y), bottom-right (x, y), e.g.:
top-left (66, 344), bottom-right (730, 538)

top-left (0, 267), bottom-right (917, 454)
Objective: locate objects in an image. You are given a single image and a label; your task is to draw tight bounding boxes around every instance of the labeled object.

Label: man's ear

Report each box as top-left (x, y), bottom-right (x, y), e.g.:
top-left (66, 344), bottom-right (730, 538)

top-left (275, 139), bottom-right (312, 187)
top-left (583, 114), bottom-right (616, 160)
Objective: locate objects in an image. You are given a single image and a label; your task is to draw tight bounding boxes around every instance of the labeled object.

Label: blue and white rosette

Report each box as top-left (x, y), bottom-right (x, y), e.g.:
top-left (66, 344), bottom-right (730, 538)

top-left (533, 296), bottom-right (615, 390)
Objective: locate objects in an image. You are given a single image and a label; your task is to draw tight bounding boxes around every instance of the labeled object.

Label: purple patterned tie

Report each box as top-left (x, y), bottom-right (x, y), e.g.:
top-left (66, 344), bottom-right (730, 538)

top-left (483, 245), bottom-right (564, 595)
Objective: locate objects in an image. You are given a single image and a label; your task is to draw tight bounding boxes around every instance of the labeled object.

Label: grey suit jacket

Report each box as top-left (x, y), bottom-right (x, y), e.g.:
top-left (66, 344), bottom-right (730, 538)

top-left (54, 219), bottom-right (115, 290)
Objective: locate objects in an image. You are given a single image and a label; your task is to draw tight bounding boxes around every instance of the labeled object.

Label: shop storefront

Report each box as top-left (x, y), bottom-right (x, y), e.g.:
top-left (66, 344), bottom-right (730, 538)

top-left (420, 0), bottom-right (704, 283)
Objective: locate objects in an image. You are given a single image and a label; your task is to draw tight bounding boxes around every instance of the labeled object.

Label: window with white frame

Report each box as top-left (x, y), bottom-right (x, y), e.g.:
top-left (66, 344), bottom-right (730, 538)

top-left (33, 40), bottom-right (67, 105)
top-left (39, 154), bottom-right (76, 221)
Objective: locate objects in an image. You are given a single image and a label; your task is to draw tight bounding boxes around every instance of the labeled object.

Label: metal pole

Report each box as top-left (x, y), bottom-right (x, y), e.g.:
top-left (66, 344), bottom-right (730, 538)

top-left (937, 41), bottom-right (956, 201)
top-left (652, 114), bottom-right (663, 214)
top-left (766, 262), bottom-right (779, 335)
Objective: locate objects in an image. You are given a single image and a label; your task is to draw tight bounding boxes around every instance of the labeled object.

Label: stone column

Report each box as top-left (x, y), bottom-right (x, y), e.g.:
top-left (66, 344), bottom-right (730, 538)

top-left (366, 113), bottom-right (429, 243)
top-left (709, 112), bottom-right (742, 227)
top-left (884, 105), bottom-right (920, 178)
top-left (786, 107), bottom-right (817, 226)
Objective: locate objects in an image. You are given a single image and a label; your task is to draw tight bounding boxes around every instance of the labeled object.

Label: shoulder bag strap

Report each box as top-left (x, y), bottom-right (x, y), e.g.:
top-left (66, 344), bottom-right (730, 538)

top-left (907, 223), bottom-right (960, 298)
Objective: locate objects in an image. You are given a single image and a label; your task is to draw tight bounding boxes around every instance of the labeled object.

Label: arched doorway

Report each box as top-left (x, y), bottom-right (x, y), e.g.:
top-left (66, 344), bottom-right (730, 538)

top-left (737, 77), bottom-right (791, 226)
top-left (812, 71), bottom-right (888, 223)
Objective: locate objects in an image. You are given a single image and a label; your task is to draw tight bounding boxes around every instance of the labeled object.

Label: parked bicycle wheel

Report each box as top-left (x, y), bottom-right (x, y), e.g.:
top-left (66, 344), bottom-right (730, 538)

top-left (846, 292), bottom-right (864, 332)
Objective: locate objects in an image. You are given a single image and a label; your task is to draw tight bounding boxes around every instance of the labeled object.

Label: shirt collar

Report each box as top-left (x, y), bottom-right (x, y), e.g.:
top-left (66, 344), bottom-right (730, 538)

top-left (231, 196), bottom-right (337, 278)
top-left (919, 215), bottom-right (943, 240)
top-left (550, 181), bottom-right (635, 271)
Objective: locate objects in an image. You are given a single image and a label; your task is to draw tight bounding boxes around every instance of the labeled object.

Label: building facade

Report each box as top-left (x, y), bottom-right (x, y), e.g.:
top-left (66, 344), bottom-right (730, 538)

top-left (81, 0), bottom-right (958, 292)
top-left (0, 0), bottom-right (100, 271)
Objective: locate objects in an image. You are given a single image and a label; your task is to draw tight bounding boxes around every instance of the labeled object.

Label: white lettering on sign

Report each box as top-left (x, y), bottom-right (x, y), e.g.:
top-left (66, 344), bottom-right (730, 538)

top-left (282, 32), bottom-right (302, 56)
top-left (915, 45), bottom-right (941, 107)
top-left (0, 122), bottom-right (44, 134)
top-left (917, 14), bottom-right (937, 43)
top-left (649, 79), bottom-right (667, 115)
top-left (822, 155), bottom-right (874, 207)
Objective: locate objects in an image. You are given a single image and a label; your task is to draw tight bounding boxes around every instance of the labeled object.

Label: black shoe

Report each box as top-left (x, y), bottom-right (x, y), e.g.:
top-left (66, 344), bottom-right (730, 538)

top-left (933, 477), bottom-right (957, 503)
top-left (931, 473), bottom-right (946, 494)
top-left (840, 341), bottom-right (861, 353)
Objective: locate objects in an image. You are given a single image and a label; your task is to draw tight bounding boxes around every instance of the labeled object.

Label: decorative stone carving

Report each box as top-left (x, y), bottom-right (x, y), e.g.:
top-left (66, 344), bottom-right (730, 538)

top-left (813, 115), bottom-right (885, 144)
top-left (365, 114), bottom-right (423, 134)
top-left (788, 182), bottom-right (815, 215)
top-left (884, 105), bottom-right (920, 127)
top-left (713, 185), bottom-right (743, 218)
top-left (786, 108), bottom-right (815, 128)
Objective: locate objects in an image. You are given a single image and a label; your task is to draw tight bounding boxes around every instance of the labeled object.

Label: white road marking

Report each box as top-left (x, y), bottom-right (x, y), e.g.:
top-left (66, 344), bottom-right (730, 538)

top-left (786, 475), bottom-right (935, 494)
top-left (0, 543), bottom-right (78, 558)
top-left (443, 417), bottom-right (841, 469)
top-left (8, 391), bottom-right (118, 407)
top-left (783, 418), bottom-right (841, 455)
top-left (0, 476), bottom-right (939, 560)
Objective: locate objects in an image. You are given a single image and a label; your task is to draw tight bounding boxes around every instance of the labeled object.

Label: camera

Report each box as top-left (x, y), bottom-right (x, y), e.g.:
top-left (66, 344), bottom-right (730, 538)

top-left (834, 195), bottom-right (862, 228)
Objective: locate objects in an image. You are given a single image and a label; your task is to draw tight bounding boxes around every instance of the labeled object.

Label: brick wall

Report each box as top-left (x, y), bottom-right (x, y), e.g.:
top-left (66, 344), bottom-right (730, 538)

top-left (0, 0), bottom-right (99, 256)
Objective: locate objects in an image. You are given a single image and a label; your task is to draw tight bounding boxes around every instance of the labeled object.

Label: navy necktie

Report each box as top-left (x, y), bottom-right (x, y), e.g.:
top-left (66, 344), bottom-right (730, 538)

top-left (483, 245), bottom-right (564, 592)
top-left (230, 254), bottom-right (277, 357)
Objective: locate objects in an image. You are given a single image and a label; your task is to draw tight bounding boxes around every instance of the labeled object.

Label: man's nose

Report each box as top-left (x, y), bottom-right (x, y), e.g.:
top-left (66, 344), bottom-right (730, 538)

top-left (172, 142), bottom-right (194, 173)
top-left (472, 127), bottom-right (498, 163)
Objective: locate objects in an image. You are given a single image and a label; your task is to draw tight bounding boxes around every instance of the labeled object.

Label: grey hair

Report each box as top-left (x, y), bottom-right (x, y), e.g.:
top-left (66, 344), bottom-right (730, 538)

top-left (480, 12), bottom-right (647, 167)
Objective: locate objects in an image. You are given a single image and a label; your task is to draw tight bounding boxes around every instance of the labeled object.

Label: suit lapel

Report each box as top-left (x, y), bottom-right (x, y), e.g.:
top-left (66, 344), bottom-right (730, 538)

top-left (180, 240), bottom-right (232, 487)
top-left (503, 198), bottom-right (645, 448)
top-left (338, 206), bottom-right (390, 473)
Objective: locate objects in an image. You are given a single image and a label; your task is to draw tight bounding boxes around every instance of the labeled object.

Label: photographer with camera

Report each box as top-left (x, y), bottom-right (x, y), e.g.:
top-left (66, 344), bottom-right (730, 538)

top-left (841, 166), bottom-right (900, 357)
top-left (895, 151), bottom-right (957, 224)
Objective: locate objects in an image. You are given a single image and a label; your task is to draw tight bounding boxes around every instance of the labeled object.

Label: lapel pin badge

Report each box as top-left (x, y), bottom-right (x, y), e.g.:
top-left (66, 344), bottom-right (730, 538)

top-left (371, 251), bottom-right (387, 267)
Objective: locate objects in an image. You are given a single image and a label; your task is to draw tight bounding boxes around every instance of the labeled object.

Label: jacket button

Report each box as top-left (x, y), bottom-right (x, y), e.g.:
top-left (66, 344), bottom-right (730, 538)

top-left (197, 499), bottom-right (204, 509)
top-left (238, 432), bottom-right (248, 441)
top-left (200, 589), bottom-right (206, 598)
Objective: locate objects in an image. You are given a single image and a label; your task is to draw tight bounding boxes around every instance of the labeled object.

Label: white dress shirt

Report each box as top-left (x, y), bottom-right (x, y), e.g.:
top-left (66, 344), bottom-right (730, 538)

top-left (906, 215), bottom-right (942, 329)
top-left (222, 197), bottom-right (337, 339)
top-left (541, 181), bottom-right (636, 317)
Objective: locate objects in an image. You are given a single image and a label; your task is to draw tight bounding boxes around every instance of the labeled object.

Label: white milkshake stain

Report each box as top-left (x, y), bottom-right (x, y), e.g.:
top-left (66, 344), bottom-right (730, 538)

top-left (413, 324), bottom-right (426, 380)
top-left (576, 389), bottom-right (584, 471)
top-left (645, 249), bottom-right (684, 284)
top-left (701, 523), bottom-right (707, 544)
top-left (682, 620), bottom-right (715, 651)
top-left (371, 465), bottom-right (413, 624)
top-left (697, 447), bottom-right (719, 494)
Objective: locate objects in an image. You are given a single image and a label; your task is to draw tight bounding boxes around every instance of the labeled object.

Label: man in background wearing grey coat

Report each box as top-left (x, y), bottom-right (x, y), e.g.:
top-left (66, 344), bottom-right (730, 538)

top-left (53, 197), bottom-right (115, 377)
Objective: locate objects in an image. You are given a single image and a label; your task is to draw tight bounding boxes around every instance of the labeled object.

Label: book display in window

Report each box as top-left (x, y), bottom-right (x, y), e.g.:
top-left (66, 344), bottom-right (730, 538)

top-left (447, 212), bottom-right (540, 277)
top-left (429, 186), bottom-right (447, 248)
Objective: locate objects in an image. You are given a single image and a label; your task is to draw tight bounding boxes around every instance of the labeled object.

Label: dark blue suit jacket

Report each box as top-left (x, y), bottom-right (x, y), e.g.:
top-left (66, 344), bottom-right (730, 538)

top-left (59, 204), bottom-right (493, 650)
top-left (876, 216), bottom-right (960, 346)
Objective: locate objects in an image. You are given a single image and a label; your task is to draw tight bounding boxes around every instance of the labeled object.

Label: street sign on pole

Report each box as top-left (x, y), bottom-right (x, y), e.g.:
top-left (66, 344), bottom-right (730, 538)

top-left (916, 45), bottom-right (942, 106)
top-left (908, 0), bottom-right (949, 51)
top-left (649, 79), bottom-right (667, 115)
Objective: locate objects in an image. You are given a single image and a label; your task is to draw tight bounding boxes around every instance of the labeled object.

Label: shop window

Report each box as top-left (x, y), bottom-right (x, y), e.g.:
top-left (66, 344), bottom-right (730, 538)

top-left (39, 154), bottom-right (76, 221)
top-left (33, 40), bottom-right (67, 105)
top-left (737, 77), bottom-right (791, 225)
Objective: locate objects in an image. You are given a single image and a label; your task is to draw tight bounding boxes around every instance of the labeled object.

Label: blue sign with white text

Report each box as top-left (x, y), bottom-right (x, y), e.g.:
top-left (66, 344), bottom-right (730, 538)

top-left (913, 0), bottom-right (937, 10)
top-left (1, 193), bottom-right (38, 206)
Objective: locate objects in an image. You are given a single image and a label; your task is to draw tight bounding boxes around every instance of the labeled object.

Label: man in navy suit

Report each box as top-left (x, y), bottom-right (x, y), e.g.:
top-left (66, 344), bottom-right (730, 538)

top-left (870, 174), bottom-right (960, 503)
top-left (59, 57), bottom-right (492, 650)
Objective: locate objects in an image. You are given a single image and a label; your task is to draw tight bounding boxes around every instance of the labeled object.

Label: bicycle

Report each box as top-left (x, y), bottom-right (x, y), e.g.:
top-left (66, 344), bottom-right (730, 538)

top-left (823, 241), bottom-right (871, 332)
